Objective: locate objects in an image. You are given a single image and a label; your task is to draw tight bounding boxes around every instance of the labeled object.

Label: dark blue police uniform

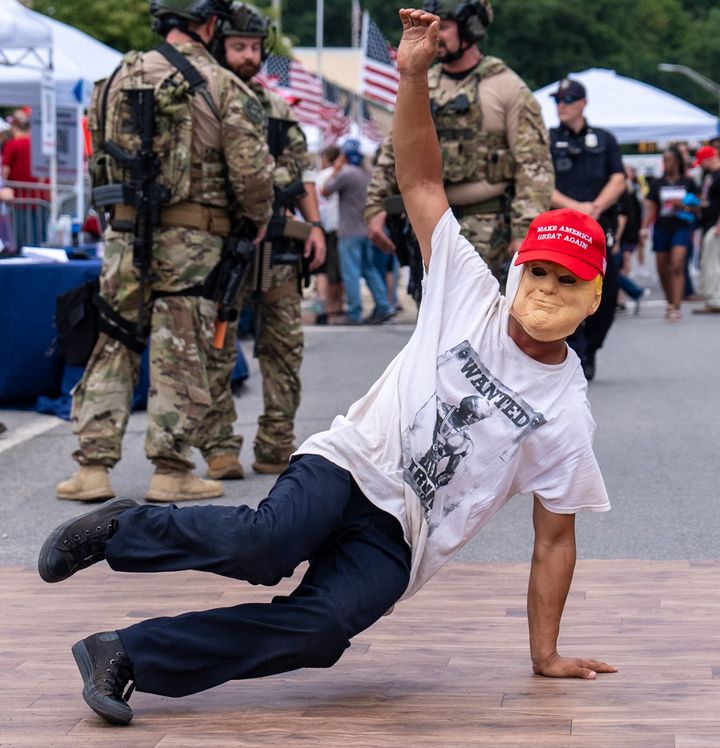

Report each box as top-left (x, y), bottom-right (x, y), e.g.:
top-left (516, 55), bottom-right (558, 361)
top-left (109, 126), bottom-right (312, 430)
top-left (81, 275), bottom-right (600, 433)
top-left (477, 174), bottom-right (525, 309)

top-left (550, 122), bottom-right (624, 376)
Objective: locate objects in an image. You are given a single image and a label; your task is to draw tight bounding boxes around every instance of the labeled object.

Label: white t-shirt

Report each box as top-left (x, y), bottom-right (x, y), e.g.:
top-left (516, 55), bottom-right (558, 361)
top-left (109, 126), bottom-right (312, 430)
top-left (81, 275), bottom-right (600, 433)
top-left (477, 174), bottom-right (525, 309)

top-left (316, 166), bottom-right (339, 233)
top-left (297, 209), bottom-right (610, 599)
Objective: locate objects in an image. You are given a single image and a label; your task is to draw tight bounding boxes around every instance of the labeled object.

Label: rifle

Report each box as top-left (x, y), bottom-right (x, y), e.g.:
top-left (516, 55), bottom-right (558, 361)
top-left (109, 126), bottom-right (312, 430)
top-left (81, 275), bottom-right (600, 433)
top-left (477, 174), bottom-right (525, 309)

top-left (93, 87), bottom-right (171, 336)
top-left (203, 236), bottom-right (255, 349)
top-left (250, 177), bottom-right (311, 356)
top-left (383, 194), bottom-right (423, 308)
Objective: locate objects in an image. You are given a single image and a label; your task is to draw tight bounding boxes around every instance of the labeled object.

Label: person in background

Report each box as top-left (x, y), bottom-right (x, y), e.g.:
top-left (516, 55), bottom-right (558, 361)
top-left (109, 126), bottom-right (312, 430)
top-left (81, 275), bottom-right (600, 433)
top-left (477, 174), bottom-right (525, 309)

top-left (692, 145), bottom-right (720, 313)
top-left (194, 2), bottom-right (326, 479)
top-left (615, 165), bottom-right (650, 314)
top-left (56, 0), bottom-right (274, 502)
top-left (365, 0), bottom-right (553, 287)
top-left (640, 146), bottom-right (699, 321)
top-left (549, 77), bottom-right (625, 380)
top-left (2, 109), bottom-right (44, 247)
top-left (315, 143), bottom-right (345, 323)
top-left (322, 140), bottom-right (394, 325)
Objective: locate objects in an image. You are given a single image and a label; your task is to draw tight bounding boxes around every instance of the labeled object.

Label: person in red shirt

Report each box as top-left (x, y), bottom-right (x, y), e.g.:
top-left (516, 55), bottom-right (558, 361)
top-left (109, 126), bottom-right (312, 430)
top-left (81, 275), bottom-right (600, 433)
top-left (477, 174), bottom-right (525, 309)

top-left (2, 109), bottom-right (46, 246)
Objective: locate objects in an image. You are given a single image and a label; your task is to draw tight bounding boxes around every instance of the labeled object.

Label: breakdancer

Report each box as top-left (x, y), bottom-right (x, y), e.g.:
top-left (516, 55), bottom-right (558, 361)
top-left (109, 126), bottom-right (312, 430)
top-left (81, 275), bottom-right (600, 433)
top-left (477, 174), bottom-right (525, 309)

top-left (38, 8), bottom-right (616, 726)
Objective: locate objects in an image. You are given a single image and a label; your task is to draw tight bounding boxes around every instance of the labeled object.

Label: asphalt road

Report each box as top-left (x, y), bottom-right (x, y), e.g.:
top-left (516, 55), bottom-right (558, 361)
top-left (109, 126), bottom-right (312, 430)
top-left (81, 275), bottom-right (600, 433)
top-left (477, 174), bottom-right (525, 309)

top-left (1, 291), bottom-right (718, 568)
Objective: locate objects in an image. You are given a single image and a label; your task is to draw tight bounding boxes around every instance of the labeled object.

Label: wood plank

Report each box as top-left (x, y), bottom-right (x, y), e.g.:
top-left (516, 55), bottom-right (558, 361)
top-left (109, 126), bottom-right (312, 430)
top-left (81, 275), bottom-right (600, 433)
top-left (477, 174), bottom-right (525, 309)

top-left (2, 560), bottom-right (720, 746)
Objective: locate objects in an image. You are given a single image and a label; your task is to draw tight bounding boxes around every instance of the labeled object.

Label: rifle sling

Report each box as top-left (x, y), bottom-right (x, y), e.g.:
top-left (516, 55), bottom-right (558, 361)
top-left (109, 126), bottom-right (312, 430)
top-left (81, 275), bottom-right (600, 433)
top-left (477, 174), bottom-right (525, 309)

top-left (155, 42), bottom-right (221, 121)
top-left (93, 291), bottom-right (147, 355)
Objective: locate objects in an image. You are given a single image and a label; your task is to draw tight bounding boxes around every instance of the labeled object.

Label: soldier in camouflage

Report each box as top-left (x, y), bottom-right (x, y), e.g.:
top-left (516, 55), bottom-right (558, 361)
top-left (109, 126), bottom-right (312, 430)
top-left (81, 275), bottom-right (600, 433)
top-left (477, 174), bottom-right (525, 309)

top-left (195, 2), bottom-right (326, 479)
top-left (56, 0), bottom-right (274, 502)
top-left (365, 0), bottom-right (553, 282)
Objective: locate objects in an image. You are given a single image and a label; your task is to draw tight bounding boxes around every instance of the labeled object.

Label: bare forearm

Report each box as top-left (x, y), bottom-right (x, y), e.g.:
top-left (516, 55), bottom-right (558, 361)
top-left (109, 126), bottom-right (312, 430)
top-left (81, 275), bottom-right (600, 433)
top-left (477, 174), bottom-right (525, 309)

top-left (592, 173), bottom-right (625, 214)
top-left (527, 538), bottom-right (576, 669)
top-left (297, 183), bottom-right (320, 223)
top-left (393, 73), bottom-right (442, 196)
top-left (551, 189), bottom-right (580, 211)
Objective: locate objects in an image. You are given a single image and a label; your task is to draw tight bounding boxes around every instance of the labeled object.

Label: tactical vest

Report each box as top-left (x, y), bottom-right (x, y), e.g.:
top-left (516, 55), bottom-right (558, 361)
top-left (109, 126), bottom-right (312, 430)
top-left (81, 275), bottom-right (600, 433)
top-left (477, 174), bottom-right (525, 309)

top-left (89, 47), bottom-right (219, 209)
top-left (429, 56), bottom-right (515, 185)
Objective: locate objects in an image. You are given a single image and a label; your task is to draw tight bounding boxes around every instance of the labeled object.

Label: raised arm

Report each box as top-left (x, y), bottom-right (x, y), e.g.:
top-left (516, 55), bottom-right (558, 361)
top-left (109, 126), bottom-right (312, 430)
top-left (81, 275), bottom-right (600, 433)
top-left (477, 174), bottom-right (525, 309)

top-left (528, 495), bottom-right (617, 679)
top-left (392, 9), bottom-right (449, 268)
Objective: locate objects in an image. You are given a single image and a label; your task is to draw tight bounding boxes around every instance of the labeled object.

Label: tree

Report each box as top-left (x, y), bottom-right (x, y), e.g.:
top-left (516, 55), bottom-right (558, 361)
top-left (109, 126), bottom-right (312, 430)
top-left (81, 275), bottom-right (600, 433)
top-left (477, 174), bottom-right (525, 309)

top-left (23, 0), bottom-right (156, 52)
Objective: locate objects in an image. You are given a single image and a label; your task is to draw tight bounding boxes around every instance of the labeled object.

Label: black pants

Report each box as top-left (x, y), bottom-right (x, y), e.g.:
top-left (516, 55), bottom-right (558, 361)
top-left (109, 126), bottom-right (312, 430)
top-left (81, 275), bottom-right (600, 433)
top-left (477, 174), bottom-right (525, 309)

top-left (105, 455), bottom-right (411, 697)
top-left (569, 239), bottom-right (619, 361)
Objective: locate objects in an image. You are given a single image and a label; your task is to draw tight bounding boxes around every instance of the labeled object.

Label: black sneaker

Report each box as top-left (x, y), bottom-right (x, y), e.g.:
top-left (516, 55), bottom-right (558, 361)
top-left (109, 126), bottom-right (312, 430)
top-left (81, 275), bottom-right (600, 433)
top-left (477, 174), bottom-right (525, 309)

top-left (72, 631), bottom-right (135, 725)
top-left (363, 309), bottom-right (396, 325)
top-left (38, 497), bottom-right (139, 583)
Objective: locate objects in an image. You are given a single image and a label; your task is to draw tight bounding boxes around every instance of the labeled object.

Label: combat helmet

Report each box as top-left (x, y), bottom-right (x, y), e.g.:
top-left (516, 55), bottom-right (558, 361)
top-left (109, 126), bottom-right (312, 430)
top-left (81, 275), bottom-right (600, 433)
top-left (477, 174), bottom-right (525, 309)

top-left (150, 0), bottom-right (232, 35)
top-left (219, 2), bottom-right (274, 59)
top-left (421, 0), bottom-right (493, 43)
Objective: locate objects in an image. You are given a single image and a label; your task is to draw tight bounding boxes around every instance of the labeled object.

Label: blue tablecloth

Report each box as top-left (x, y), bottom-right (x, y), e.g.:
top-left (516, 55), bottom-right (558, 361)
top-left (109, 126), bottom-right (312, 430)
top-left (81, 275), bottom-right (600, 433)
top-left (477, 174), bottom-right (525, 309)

top-left (0, 258), bottom-right (248, 416)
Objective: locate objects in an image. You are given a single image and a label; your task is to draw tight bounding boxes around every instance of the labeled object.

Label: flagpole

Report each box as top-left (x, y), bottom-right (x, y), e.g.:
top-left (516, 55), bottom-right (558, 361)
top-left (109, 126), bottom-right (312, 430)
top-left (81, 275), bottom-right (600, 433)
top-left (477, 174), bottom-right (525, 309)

top-left (315, 0), bottom-right (324, 146)
top-left (357, 11), bottom-right (369, 129)
top-left (316, 0), bottom-right (324, 82)
top-left (272, 0), bottom-right (282, 34)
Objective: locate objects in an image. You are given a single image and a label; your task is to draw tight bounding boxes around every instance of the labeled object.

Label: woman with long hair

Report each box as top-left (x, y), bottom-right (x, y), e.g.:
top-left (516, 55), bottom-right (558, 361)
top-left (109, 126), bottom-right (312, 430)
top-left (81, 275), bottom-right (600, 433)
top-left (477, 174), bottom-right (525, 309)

top-left (640, 146), bottom-right (699, 320)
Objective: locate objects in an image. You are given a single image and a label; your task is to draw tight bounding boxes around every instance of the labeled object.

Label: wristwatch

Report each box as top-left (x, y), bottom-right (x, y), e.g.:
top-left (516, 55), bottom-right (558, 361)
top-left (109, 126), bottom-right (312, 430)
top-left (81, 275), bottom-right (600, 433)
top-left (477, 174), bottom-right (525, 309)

top-left (309, 221), bottom-right (323, 229)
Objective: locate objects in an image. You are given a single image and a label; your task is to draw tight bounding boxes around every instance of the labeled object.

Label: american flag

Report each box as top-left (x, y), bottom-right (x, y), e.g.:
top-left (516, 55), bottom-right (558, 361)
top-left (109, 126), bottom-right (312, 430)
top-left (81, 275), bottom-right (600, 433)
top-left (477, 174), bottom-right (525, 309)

top-left (361, 99), bottom-right (384, 144)
top-left (257, 54), bottom-right (351, 141)
top-left (322, 80), bottom-right (352, 139)
top-left (360, 12), bottom-right (400, 111)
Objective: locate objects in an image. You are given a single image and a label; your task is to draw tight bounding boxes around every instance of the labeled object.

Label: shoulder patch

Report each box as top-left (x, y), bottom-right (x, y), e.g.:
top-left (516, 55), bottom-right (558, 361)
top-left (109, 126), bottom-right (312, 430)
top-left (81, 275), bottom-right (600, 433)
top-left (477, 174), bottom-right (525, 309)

top-left (244, 96), bottom-right (266, 125)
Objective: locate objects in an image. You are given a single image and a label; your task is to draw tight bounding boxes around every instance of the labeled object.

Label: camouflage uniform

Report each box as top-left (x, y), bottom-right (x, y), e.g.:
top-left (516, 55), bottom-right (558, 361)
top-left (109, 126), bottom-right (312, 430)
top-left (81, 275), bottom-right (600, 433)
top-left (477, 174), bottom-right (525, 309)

top-left (196, 80), bottom-right (312, 466)
top-left (365, 56), bottom-right (553, 280)
top-left (73, 42), bottom-right (273, 471)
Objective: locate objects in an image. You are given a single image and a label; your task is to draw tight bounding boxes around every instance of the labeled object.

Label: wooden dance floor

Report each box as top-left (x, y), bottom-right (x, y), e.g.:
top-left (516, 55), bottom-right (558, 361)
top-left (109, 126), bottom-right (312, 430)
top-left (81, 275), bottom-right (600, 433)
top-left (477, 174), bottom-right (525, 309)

top-left (3, 559), bottom-right (720, 747)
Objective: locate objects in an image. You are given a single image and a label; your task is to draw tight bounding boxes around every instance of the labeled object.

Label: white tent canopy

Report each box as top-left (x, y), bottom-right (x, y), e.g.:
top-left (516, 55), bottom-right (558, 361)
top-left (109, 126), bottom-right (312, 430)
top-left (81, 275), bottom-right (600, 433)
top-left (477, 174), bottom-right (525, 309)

top-left (534, 68), bottom-right (719, 144)
top-left (0, 0), bottom-right (121, 108)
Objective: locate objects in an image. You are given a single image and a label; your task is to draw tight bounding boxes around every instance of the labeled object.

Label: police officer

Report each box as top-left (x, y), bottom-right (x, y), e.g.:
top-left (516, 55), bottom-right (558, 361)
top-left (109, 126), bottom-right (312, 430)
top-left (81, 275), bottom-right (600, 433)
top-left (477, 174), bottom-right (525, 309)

top-left (549, 77), bottom-right (625, 380)
top-left (56, 0), bottom-right (274, 502)
top-left (365, 0), bottom-right (553, 281)
top-left (194, 2), bottom-right (326, 480)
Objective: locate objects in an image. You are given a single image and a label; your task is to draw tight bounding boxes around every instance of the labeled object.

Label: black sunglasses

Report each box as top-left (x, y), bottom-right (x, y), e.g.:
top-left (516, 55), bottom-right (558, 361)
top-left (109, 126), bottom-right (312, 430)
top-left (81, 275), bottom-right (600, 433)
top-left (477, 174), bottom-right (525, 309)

top-left (554, 94), bottom-right (583, 105)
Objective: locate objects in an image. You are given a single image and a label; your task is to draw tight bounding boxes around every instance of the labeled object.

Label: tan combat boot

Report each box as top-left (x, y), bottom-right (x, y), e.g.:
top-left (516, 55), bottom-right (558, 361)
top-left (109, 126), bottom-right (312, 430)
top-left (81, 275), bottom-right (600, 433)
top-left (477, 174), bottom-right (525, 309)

top-left (145, 469), bottom-right (224, 502)
top-left (206, 453), bottom-right (245, 480)
top-left (252, 452), bottom-right (293, 475)
top-left (56, 466), bottom-right (115, 502)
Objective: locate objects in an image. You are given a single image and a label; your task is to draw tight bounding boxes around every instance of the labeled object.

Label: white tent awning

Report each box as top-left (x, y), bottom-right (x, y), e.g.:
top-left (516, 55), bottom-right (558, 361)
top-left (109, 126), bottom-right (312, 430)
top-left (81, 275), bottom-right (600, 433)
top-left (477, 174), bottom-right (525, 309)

top-left (0, 0), bottom-right (122, 108)
top-left (534, 68), bottom-right (719, 144)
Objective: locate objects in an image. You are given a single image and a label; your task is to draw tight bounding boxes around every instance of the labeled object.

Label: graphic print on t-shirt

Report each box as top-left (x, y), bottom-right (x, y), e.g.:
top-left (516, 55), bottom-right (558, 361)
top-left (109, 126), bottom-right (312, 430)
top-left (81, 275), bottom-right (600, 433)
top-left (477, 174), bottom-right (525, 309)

top-left (403, 340), bottom-right (546, 528)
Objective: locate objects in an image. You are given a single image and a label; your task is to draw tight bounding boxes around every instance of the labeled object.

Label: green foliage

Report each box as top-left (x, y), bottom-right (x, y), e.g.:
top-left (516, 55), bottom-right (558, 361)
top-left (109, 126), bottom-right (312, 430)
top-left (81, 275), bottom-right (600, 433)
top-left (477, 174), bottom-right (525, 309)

top-left (25, 0), bottom-right (158, 52)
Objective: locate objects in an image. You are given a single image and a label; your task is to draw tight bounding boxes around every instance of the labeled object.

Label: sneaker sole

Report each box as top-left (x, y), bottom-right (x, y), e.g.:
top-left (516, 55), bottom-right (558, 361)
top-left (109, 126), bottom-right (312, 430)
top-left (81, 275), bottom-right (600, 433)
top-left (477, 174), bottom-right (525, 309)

top-left (72, 640), bottom-right (133, 726)
top-left (38, 497), bottom-right (139, 583)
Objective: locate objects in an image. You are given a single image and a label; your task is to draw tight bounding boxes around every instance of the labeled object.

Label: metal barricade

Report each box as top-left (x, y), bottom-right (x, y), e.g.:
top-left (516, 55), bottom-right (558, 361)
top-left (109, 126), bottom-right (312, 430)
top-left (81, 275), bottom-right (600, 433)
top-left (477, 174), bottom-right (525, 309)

top-left (1, 180), bottom-right (78, 251)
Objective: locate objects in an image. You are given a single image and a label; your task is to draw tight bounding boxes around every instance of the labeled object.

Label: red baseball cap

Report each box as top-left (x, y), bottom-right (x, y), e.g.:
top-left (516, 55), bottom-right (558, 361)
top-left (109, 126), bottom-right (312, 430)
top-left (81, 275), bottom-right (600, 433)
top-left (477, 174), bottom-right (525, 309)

top-left (515, 209), bottom-right (606, 280)
top-left (692, 145), bottom-right (718, 167)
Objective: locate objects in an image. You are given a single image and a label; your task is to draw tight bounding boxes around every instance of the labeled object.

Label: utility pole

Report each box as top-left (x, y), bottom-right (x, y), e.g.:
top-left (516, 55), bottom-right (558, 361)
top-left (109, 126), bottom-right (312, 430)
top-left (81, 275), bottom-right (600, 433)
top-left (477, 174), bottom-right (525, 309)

top-left (658, 63), bottom-right (720, 120)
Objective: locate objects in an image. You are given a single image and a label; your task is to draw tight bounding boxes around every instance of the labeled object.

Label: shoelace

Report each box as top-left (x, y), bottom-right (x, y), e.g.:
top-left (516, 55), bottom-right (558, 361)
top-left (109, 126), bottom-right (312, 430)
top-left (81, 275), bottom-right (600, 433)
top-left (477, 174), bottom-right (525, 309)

top-left (98, 650), bottom-right (136, 702)
top-left (61, 520), bottom-right (116, 568)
